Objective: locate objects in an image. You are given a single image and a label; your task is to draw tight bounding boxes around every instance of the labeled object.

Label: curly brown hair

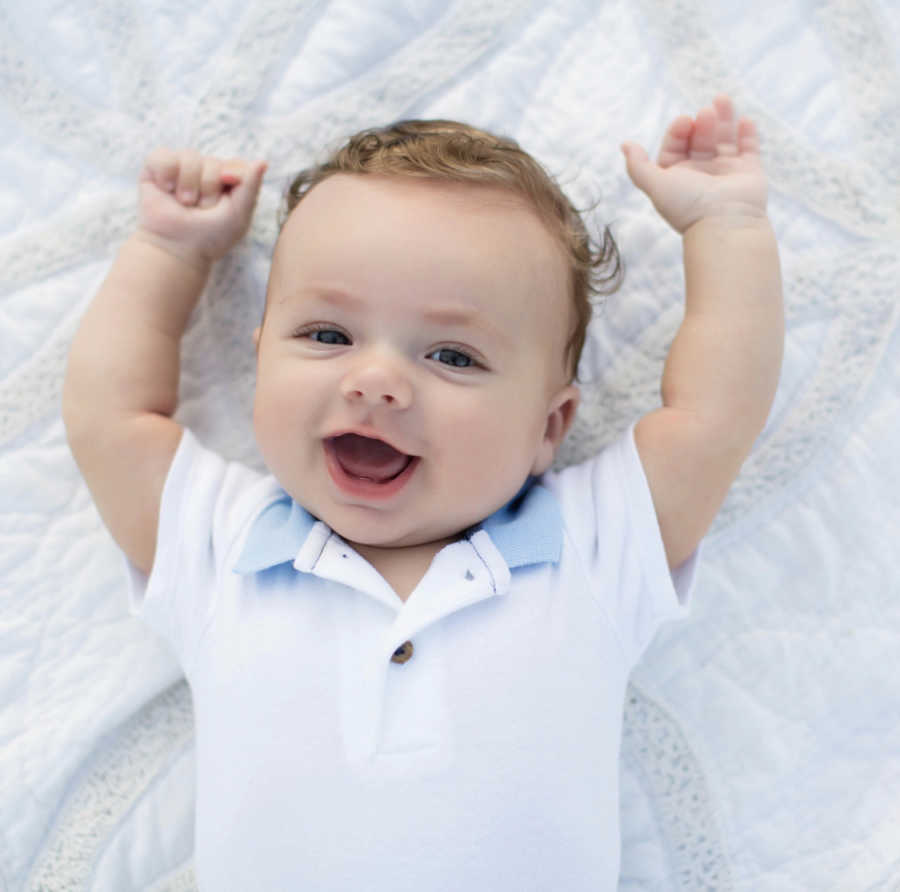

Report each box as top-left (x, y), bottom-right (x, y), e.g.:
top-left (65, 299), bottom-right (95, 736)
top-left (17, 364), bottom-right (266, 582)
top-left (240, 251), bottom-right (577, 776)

top-left (278, 119), bottom-right (623, 381)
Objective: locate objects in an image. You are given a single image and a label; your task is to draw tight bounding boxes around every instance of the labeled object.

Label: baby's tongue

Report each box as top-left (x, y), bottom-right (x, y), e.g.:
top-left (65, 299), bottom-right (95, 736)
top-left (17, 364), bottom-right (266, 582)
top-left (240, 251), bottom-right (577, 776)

top-left (331, 434), bottom-right (410, 482)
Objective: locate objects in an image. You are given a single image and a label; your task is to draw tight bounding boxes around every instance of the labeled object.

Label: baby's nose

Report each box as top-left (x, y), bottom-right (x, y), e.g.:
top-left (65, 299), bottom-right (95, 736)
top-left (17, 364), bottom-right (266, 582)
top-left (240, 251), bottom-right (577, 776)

top-left (339, 356), bottom-right (412, 409)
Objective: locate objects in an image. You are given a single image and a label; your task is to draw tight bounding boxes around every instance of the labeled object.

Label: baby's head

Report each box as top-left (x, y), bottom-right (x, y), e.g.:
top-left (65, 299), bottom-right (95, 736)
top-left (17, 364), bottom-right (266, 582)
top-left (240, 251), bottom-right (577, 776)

top-left (253, 120), bottom-right (622, 551)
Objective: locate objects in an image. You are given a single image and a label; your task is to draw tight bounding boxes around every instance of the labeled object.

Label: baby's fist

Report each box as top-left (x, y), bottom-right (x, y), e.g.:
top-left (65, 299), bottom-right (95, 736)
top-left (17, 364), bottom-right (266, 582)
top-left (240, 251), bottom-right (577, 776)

top-left (137, 148), bottom-right (268, 269)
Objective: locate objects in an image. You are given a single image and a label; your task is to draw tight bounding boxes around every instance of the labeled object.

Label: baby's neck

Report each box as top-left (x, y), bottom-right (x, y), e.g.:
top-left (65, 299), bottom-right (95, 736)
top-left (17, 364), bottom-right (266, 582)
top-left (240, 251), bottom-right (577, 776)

top-left (352, 536), bottom-right (460, 602)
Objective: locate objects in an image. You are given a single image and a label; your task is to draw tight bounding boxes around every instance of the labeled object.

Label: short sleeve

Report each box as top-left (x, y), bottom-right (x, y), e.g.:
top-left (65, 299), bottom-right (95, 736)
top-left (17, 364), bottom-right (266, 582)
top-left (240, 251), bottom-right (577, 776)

top-left (123, 428), bottom-right (272, 677)
top-left (543, 423), bottom-right (697, 667)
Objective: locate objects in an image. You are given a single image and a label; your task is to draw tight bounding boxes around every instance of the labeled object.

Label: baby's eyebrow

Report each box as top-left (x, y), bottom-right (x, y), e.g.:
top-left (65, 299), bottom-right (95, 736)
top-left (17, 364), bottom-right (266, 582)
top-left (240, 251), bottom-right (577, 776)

top-left (302, 287), bottom-right (508, 343)
top-left (420, 304), bottom-right (509, 346)
top-left (297, 287), bottom-right (364, 311)
top-left (423, 305), bottom-right (486, 328)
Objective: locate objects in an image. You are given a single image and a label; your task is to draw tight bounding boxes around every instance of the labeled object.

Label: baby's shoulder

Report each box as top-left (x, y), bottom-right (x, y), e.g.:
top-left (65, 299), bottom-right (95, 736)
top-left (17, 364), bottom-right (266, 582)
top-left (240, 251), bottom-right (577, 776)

top-left (166, 429), bottom-right (283, 556)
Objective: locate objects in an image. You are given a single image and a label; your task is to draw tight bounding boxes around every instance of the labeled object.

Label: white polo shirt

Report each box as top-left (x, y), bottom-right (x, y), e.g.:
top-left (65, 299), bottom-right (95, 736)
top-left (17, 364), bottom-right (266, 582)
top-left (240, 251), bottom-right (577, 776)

top-left (126, 425), bottom-right (695, 892)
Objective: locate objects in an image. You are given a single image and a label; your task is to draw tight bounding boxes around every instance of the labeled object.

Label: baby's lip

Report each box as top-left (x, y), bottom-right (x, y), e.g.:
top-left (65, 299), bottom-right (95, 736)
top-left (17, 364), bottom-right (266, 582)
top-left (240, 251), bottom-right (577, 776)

top-left (323, 427), bottom-right (417, 458)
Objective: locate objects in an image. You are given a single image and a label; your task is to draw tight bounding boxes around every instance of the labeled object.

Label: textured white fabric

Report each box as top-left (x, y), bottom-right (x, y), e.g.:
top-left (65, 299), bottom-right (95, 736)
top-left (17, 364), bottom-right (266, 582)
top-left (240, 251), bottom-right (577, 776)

top-left (123, 426), bottom-right (690, 892)
top-left (4, 1), bottom-right (899, 890)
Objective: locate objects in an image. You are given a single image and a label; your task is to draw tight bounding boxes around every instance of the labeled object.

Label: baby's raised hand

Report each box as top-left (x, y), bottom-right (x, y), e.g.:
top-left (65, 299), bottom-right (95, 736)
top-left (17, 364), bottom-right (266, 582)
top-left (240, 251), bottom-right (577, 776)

top-left (137, 148), bottom-right (268, 269)
top-left (622, 95), bottom-right (767, 234)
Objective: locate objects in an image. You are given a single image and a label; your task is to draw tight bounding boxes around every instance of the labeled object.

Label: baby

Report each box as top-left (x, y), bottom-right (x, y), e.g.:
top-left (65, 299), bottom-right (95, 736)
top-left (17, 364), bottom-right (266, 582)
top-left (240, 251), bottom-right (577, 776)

top-left (63, 96), bottom-right (782, 891)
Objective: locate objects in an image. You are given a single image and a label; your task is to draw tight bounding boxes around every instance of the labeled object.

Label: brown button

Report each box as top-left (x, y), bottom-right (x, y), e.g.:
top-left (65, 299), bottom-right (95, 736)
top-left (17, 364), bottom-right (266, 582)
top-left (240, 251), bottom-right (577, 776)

top-left (391, 641), bottom-right (414, 664)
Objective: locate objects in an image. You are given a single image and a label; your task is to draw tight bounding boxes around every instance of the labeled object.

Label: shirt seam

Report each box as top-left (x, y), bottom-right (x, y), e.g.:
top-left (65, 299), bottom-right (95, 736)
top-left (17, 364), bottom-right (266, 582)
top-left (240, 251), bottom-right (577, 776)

top-left (562, 519), bottom-right (632, 666)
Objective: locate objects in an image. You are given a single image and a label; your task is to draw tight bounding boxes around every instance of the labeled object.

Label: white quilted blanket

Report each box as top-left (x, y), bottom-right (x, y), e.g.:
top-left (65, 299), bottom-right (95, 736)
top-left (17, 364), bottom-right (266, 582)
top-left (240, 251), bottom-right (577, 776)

top-left (2, 1), bottom-right (899, 889)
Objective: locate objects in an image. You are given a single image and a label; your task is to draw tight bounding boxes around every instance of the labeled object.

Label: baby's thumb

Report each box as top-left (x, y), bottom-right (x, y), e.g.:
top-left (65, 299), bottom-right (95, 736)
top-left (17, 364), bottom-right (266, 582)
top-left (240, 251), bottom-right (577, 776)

top-left (621, 142), bottom-right (656, 196)
top-left (231, 160), bottom-right (268, 220)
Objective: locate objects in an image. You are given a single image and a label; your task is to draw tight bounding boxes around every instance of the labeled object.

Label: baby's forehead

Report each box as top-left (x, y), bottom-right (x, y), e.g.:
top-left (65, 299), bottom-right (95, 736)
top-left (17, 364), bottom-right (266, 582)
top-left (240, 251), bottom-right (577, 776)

top-left (283, 172), bottom-right (551, 234)
top-left (275, 173), bottom-right (566, 284)
top-left (269, 173), bottom-right (572, 351)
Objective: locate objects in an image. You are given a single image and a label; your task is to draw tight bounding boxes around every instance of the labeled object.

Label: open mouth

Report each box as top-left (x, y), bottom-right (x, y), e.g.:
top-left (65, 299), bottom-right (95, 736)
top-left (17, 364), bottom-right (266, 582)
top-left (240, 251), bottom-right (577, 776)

top-left (323, 434), bottom-right (419, 498)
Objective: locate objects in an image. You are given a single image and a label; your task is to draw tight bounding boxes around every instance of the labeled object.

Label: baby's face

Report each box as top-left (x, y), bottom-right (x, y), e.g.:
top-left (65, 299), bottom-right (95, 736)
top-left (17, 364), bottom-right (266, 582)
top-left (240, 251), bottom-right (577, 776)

top-left (253, 173), bottom-right (579, 551)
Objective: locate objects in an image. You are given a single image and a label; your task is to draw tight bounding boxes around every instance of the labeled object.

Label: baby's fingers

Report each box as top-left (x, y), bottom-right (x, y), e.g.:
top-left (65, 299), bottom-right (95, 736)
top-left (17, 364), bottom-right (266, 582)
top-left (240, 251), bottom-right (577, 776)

top-left (710, 94), bottom-right (738, 155)
top-left (141, 147), bottom-right (180, 194)
top-left (141, 148), bottom-right (206, 204)
top-left (737, 117), bottom-right (760, 155)
top-left (686, 106), bottom-right (719, 160)
top-left (657, 115), bottom-right (694, 167)
top-left (173, 150), bottom-right (203, 206)
top-left (197, 158), bottom-right (223, 208)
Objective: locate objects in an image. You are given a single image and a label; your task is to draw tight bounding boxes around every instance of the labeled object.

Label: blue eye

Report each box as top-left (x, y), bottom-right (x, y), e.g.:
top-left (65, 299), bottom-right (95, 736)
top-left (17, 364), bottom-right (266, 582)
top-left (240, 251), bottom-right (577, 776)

top-left (307, 329), bottom-right (350, 345)
top-left (429, 347), bottom-right (474, 368)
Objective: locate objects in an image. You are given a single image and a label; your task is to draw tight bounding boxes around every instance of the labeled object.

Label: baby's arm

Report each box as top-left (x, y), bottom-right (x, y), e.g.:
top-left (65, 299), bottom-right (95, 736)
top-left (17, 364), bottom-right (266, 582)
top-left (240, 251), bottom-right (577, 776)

top-left (622, 95), bottom-right (784, 568)
top-left (62, 150), bottom-right (267, 574)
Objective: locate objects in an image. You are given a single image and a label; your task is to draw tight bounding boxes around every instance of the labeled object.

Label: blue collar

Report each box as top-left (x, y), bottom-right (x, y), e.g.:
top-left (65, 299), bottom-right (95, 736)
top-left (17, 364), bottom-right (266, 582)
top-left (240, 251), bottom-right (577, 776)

top-left (233, 477), bottom-right (563, 574)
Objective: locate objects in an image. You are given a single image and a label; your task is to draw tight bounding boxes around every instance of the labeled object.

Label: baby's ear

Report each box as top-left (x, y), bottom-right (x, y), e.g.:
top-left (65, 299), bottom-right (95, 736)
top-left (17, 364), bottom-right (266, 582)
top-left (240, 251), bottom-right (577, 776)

top-left (531, 383), bottom-right (580, 476)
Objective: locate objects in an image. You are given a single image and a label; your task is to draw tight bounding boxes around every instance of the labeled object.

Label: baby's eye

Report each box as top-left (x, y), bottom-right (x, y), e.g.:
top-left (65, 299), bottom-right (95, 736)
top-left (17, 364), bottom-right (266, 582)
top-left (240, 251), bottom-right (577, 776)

top-left (306, 328), bottom-right (350, 345)
top-left (427, 347), bottom-right (474, 368)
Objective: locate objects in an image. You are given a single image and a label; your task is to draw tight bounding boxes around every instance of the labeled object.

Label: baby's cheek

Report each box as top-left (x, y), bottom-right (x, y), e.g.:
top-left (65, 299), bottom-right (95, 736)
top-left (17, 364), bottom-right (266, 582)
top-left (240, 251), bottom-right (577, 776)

top-left (252, 383), bottom-right (299, 462)
top-left (252, 404), bottom-right (281, 471)
top-left (252, 384), bottom-right (281, 433)
top-left (455, 412), bottom-right (535, 488)
top-left (481, 395), bottom-right (542, 451)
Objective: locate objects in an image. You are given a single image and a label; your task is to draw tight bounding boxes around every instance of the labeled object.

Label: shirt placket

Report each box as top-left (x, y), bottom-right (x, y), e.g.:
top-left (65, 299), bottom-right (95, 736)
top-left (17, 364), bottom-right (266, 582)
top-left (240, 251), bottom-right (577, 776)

top-left (309, 533), bottom-right (509, 770)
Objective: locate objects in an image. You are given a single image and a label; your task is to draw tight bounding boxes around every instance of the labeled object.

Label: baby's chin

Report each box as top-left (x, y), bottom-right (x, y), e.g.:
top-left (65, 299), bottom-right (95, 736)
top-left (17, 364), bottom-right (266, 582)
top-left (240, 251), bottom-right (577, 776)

top-left (339, 526), bottom-right (465, 553)
top-left (318, 511), bottom-right (467, 553)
